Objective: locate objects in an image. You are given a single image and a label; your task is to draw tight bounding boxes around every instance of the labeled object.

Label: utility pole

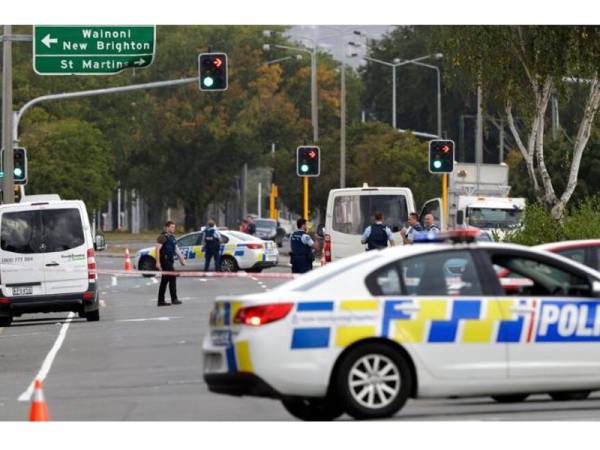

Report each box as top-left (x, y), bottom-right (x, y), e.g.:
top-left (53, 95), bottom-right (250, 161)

top-left (475, 84), bottom-right (484, 164)
top-left (2, 25), bottom-right (14, 203)
top-left (340, 62), bottom-right (346, 188)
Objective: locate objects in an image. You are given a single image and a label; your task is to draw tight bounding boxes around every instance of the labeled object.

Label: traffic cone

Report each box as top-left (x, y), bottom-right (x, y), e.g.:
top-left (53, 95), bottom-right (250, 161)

top-left (29, 379), bottom-right (49, 421)
top-left (124, 248), bottom-right (133, 272)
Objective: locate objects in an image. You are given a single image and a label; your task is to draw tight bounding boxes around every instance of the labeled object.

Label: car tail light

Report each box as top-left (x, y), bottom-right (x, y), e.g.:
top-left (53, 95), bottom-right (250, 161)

top-left (0, 298), bottom-right (9, 304)
top-left (87, 248), bottom-right (96, 282)
top-left (82, 291), bottom-right (95, 300)
top-left (324, 234), bottom-right (331, 263)
top-left (234, 303), bottom-right (294, 326)
top-left (244, 243), bottom-right (264, 250)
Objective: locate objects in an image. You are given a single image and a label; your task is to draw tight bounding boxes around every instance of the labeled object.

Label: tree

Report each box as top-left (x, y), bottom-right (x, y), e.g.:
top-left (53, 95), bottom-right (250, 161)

top-left (22, 119), bottom-right (116, 211)
top-left (440, 26), bottom-right (600, 219)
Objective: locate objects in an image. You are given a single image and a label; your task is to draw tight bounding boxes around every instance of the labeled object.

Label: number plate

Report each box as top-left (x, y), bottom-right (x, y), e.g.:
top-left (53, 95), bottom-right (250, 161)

top-left (12, 286), bottom-right (33, 296)
top-left (211, 329), bottom-right (232, 347)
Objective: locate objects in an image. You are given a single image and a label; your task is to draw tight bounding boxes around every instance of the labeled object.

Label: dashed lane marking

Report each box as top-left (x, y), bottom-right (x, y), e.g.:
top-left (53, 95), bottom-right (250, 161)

top-left (99, 300), bottom-right (107, 308)
top-left (18, 311), bottom-right (75, 402)
top-left (117, 316), bottom-right (184, 323)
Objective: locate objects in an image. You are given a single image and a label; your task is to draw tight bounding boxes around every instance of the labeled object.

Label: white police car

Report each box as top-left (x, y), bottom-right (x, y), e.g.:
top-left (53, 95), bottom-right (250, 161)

top-left (203, 230), bottom-right (600, 420)
top-left (134, 230), bottom-right (278, 273)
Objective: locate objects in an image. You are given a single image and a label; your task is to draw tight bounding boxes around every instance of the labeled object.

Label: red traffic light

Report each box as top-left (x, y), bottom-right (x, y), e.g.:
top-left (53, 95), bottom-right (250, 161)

top-left (213, 57), bottom-right (223, 68)
top-left (441, 145), bottom-right (450, 153)
top-left (308, 150), bottom-right (317, 159)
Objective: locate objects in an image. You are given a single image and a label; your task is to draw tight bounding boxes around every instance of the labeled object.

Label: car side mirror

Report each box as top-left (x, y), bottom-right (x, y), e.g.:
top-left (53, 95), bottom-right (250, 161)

top-left (457, 210), bottom-right (464, 226)
top-left (317, 224), bottom-right (325, 238)
top-left (94, 234), bottom-right (106, 252)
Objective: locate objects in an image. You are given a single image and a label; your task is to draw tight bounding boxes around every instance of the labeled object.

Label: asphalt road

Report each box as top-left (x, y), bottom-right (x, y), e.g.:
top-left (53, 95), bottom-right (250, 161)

top-left (1, 256), bottom-right (600, 421)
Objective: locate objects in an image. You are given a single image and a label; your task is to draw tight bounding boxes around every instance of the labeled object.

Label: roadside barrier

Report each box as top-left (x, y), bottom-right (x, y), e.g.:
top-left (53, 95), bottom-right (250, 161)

top-left (29, 379), bottom-right (49, 422)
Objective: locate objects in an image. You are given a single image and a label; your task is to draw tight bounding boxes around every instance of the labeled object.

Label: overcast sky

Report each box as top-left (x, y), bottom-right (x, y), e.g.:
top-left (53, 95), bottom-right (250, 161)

top-left (287, 25), bottom-right (396, 68)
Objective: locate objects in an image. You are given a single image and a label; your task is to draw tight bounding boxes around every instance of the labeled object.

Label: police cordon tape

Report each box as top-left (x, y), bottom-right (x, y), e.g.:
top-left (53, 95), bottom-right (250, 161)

top-left (98, 268), bottom-right (297, 280)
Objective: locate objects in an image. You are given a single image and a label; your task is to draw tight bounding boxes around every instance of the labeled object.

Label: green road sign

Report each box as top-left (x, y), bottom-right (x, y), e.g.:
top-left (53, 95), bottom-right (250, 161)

top-left (33, 25), bottom-right (156, 75)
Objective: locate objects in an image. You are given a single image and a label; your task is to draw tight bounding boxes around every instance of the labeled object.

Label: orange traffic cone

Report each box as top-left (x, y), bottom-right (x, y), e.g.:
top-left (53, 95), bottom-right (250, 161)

top-left (29, 379), bottom-right (49, 421)
top-left (124, 248), bottom-right (133, 272)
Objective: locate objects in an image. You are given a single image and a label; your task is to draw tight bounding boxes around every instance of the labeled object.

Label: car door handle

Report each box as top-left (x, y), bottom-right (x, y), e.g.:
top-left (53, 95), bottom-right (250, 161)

top-left (510, 305), bottom-right (534, 314)
top-left (393, 303), bottom-right (420, 313)
top-left (45, 262), bottom-right (59, 267)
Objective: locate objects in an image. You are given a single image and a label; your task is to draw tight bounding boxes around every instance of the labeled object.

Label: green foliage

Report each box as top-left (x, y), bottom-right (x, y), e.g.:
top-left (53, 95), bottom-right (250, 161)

top-left (23, 119), bottom-right (116, 211)
top-left (506, 197), bottom-right (600, 246)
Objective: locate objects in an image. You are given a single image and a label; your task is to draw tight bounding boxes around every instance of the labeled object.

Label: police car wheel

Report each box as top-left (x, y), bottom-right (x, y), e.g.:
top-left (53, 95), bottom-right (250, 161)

top-left (335, 343), bottom-right (411, 419)
top-left (139, 257), bottom-right (157, 277)
top-left (281, 397), bottom-right (344, 421)
top-left (220, 256), bottom-right (238, 272)
top-left (491, 394), bottom-right (529, 403)
top-left (0, 316), bottom-right (12, 327)
top-left (549, 390), bottom-right (591, 401)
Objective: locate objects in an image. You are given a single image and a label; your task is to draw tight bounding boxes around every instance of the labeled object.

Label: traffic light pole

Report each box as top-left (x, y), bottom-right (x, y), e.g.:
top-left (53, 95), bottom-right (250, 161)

top-left (303, 177), bottom-right (309, 220)
top-left (2, 25), bottom-right (15, 203)
top-left (442, 174), bottom-right (448, 229)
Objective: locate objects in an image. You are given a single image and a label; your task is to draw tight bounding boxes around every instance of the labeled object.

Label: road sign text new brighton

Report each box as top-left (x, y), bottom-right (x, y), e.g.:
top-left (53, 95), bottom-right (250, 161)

top-left (33, 25), bottom-right (156, 75)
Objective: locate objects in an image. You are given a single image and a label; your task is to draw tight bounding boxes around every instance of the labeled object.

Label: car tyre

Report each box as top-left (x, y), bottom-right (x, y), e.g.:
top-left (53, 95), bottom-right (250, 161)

top-left (245, 267), bottom-right (263, 273)
top-left (0, 316), bottom-right (12, 327)
top-left (491, 394), bottom-right (529, 403)
top-left (549, 390), bottom-right (591, 401)
top-left (335, 342), bottom-right (412, 420)
top-left (281, 397), bottom-right (344, 421)
top-left (86, 309), bottom-right (100, 322)
top-left (220, 256), bottom-right (238, 272)
top-left (139, 256), bottom-right (157, 277)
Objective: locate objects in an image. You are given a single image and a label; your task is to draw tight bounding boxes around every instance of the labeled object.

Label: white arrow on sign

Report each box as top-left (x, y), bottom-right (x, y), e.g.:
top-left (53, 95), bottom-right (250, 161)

top-left (41, 34), bottom-right (58, 48)
top-left (133, 58), bottom-right (146, 66)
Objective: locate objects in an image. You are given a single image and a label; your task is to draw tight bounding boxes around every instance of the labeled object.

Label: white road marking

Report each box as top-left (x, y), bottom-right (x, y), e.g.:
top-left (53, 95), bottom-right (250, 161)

top-left (151, 277), bottom-right (159, 284)
top-left (117, 316), bottom-right (183, 323)
top-left (111, 276), bottom-right (117, 286)
top-left (18, 311), bottom-right (75, 402)
top-left (99, 300), bottom-right (107, 308)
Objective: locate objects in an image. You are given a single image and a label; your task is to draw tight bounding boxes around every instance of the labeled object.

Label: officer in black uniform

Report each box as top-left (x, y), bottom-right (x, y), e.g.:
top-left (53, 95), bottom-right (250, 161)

top-left (203, 219), bottom-right (222, 272)
top-left (290, 218), bottom-right (319, 274)
top-left (156, 221), bottom-right (185, 306)
top-left (361, 211), bottom-right (396, 250)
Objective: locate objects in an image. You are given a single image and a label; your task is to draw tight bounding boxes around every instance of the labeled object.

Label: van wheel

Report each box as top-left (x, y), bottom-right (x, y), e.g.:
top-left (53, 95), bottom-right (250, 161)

top-left (491, 394), bottom-right (529, 403)
top-left (139, 257), bottom-right (157, 277)
top-left (550, 391), bottom-right (591, 401)
top-left (334, 342), bottom-right (412, 420)
top-left (220, 256), bottom-right (238, 272)
top-left (86, 309), bottom-right (100, 322)
top-left (281, 397), bottom-right (344, 421)
top-left (0, 316), bottom-right (12, 327)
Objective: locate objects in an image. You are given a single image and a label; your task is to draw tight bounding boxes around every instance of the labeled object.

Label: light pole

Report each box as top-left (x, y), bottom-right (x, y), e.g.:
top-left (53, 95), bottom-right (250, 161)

top-left (264, 54), bottom-right (303, 66)
top-left (408, 60), bottom-right (442, 138)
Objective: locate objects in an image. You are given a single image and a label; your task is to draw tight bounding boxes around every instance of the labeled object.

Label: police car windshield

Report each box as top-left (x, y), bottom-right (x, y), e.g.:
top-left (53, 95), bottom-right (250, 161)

top-left (467, 207), bottom-right (523, 229)
top-left (333, 195), bottom-right (407, 235)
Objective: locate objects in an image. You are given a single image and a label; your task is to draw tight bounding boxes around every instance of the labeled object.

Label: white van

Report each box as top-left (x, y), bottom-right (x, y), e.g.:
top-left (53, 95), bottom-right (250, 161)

top-left (324, 186), bottom-right (416, 261)
top-left (0, 195), bottom-right (105, 327)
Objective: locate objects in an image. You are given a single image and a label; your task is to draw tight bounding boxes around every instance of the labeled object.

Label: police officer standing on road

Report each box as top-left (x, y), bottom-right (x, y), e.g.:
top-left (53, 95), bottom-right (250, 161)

top-left (246, 215), bottom-right (257, 236)
top-left (156, 221), bottom-right (185, 306)
top-left (361, 211), bottom-right (395, 250)
top-left (290, 218), bottom-right (319, 274)
top-left (423, 213), bottom-right (441, 233)
top-left (203, 218), bottom-right (222, 272)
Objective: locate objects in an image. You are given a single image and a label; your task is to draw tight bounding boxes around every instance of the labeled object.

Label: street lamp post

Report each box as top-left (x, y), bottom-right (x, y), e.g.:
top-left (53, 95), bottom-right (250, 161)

top-left (408, 60), bottom-right (442, 138)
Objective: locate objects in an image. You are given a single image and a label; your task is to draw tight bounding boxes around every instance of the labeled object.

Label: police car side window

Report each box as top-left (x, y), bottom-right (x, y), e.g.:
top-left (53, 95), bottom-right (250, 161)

top-left (178, 234), bottom-right (198, 247)
top-left (399, 251), bottom-right (483, 296)
top-left (556, 248), bottom-right (586, 266)
top-left (492, 253), bottom-right (591, 297)
top-left (366, 262), bottom-right (403, 296)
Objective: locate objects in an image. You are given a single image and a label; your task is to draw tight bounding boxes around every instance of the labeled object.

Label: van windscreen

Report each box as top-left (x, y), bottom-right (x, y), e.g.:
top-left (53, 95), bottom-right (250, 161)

top-left (1, 208), bottom-right (84, 254)
top-left (332, 195), bottom-right (408, 235)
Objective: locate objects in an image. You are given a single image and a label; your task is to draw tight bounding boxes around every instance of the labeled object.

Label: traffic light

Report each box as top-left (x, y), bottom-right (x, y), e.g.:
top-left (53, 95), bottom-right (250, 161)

top-left (296, 146), bottom-right (320, 177)
top-left (13, 147), bottom-right (27, 184)
top-left (428, 140), bottom-right (454, 174)
top-left (198, 53), bottom-right (228, 91)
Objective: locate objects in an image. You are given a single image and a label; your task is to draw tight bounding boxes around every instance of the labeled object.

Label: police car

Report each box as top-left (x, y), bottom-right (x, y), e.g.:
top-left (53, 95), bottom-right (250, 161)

top-left (134, 230), bottom-right (279, 273)
top-left (203, 230), bottom-right (600, 420)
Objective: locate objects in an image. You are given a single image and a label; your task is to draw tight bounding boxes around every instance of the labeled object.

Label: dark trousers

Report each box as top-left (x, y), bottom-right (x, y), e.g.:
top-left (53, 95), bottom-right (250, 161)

top-left (158, 259), bottom-right (178, 302)
top-left (291, 255), bottom-right (312, 274)
top-left (204, 250), bottom-right (221, 272)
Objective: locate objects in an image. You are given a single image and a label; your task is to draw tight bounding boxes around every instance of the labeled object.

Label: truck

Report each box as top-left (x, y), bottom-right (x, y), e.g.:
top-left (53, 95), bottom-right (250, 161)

top-left (420, 163), bottom-right (526, 239)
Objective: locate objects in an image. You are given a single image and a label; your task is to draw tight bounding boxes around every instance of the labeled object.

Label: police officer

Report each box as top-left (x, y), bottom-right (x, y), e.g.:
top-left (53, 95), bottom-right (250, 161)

top-left (401, 212), bottom-right (424, 244)
top-left (423, 213), bottom-right (441, 233)
top-left (290, 218), bottom-right (319, 274)
top-left (361, 211), bottom-right (395, 250)
top-left (203, 218), bottom-right (222, 272)
top-left (156, 221), bottom-right (185, 306)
